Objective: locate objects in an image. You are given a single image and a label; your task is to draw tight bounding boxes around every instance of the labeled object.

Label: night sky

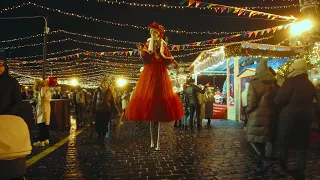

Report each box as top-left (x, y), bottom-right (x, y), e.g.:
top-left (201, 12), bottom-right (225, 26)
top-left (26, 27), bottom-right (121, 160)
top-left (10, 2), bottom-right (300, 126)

top-left (0, 0), bottom-right (303, 86)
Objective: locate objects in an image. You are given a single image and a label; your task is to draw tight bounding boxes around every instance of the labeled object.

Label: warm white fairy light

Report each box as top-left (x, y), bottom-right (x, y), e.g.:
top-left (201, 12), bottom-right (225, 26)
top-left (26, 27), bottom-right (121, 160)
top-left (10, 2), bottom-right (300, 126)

top-left (95, 0), bottom-right (302, 10)
top-left (0, 2), bottom-right (296, 36)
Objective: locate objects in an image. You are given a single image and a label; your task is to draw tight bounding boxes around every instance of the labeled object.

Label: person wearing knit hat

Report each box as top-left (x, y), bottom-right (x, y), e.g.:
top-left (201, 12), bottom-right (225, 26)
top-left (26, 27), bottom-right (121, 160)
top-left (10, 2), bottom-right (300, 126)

top-left (287, 58), bottom-right (308, 78)
top-left (246, 59), bottom-right (279, 173)
top-left (0, 59), bottom-right (22, 116)
top-left (274, 58), bottom-right (318, 179)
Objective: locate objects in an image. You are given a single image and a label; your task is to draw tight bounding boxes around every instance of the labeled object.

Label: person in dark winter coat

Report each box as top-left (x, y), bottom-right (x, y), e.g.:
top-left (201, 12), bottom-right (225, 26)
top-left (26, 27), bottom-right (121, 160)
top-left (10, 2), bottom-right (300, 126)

top-left (0, 59), bottom-right (22, 116)
top-left (184, 79), bottom-right (208, 129)
top-left (246, 59), bottom-right (279, 172)
top-left (274, 59), bottom-right (318, 179)
top-left (181, 84), bottom-right (190, 129)
top-left (91, 77), bottom-right (118, 141)
top-left (174, 84), bottom-right (189, 128)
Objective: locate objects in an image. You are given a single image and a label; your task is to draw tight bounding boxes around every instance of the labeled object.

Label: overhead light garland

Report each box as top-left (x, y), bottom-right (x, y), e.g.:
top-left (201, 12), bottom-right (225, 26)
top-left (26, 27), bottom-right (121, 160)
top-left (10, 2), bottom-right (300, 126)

top-left (224, 44), bottom-right (297, 58)
top-left (0, 38), bottom-right (70, 50)
top-left (277, 43), bottom-right (320, 79)
top-left (96, 0), bottom-right (301, 11)
top-left (86, 36), bottom-right (275, 58)
top-left (186, 0), bottom-right (297, 21)
top-left (0, 38), bottom-right (133, 50)
top-left (192, 41), bottom-right (297, 76)
top-left (8, 52), bottom-right (193, 68)
top-left (0, 30), bottom-right (139, 44)
top-left (0, 2), bottom-right (295, 36)
top-left (2, 23), bottom-right (282, 56)
top-left (11, 49), bottom-right (80, 59)
top-left (0, 32), bottom-right (45, 43)
top-left (8, 36), bottom-right (274, 66)
top-left (10, 67), bottom-right (140, 78)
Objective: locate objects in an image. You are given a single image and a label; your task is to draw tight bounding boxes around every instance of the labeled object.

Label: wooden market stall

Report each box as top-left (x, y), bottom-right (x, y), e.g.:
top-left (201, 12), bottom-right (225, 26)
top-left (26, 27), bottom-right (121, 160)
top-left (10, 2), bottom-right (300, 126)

top-left (190, 42), bottom-right (296, 121)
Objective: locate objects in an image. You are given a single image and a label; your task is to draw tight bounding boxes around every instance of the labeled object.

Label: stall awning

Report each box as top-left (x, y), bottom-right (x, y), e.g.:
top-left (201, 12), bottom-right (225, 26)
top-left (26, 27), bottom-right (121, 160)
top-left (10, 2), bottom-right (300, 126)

top-left (192, 42), bottom-right (296, 75)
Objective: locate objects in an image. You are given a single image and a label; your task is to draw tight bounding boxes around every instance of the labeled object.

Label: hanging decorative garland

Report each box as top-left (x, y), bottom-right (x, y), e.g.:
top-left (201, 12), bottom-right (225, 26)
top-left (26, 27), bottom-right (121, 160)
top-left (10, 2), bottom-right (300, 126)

top-left (1, 22), bottom-right (288, 54)
top-left (7, 36), bottom-right (275, 66)
top-left (277, 44), bottom-right (320, 79)
top-left (0, 2), bottom-right (295, 36)
top-left (224, 44), bottom-right (297, 58)
top-left (96, 0), bottom-right (300, 10)
top-left (186, 0), bottom-right (297, 21)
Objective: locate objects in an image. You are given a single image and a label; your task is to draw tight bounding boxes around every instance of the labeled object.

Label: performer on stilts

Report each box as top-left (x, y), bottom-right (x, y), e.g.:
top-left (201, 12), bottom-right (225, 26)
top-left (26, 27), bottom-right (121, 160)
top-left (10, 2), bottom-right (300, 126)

top-left (125, 22), bottom-right (184, 150)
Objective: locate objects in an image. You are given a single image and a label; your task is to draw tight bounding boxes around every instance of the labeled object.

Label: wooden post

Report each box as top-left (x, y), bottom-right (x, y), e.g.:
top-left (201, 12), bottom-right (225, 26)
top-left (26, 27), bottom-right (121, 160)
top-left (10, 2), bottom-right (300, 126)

top-left (226, 57), bottom-right (230, 111)
top-left (234, 56), bottom-right (240, 121)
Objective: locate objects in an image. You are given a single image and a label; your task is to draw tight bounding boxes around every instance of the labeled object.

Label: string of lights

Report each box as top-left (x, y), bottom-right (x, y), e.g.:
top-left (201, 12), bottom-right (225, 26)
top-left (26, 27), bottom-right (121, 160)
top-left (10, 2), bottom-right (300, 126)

top-left (0, 2), bottom-right (293, 36)
top-left (12, 69), bottom-right (139, 79)
top-left (0, 29), bottom-right (251, 45)
top-left (69, 39), bottom-right (132, 50)
top-left (2, 37), bottom-right (212, 52)
top-left (96, 0), bottom-right (301, 10)
top-left (11, 36), bottom-right (273, 67)
top-left (9, 36), bottom-right (274, 65)
top-left (0, 38), bottom-right (134, 50)
top-left (11, 48), bottom-right (141, 61)
top-left (11, 68), bottom-right (140, 76)
top-left (10, 68), bottom-right (138, 87)
top-left (59, 30), bottom-right (138, 44)
top-left (11, 49), bottom-right (81, 59)
top-left (0, 38), bottom-right (70, 50)
top-left (0, 31), bottom-right (237, 52)
top-left (8, 22), bottom-right (291, 55)
top-left (70, 39), bottom-right (217, 51)
top-left (0, 30), bottom-right (136, 44)
top-left (187, 1), bottom-right (297, 21)
top-left (0, 32), bottom-right (48, 43)
top-left (0, 2), bottom-right (29, 14)
top-left (12, 59), bottom-right (144, 68)
top-left (10, 65), bottom-right (140, 76)
top-left (29, 2), bottom-right (146, 29)
top-left (277, 38), bottom-right (289, 45)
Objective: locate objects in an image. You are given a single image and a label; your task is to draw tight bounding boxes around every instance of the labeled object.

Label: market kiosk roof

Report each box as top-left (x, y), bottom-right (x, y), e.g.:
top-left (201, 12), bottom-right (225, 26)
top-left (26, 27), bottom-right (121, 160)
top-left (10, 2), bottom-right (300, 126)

top-left (191, 42), bottom-right (297, 74)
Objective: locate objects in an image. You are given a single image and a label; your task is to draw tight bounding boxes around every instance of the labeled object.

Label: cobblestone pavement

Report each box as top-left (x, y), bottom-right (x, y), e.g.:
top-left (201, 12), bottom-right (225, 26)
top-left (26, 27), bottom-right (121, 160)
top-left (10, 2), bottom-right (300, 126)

top-left (27, 118), bottom-right (320, 180)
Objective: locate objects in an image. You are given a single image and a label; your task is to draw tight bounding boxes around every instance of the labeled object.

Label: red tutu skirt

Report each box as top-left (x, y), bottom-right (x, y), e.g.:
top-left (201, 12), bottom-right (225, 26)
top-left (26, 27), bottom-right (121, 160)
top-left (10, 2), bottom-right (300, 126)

top-left (125, 61), bottom-right (184, 122)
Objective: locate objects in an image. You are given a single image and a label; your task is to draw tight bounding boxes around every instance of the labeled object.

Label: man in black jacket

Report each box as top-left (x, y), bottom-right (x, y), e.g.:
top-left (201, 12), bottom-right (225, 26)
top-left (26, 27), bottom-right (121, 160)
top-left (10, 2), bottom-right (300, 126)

top-left (0, 59), bottom-right (22, 115)
top-left (184, 78), bottom-right (208, 129)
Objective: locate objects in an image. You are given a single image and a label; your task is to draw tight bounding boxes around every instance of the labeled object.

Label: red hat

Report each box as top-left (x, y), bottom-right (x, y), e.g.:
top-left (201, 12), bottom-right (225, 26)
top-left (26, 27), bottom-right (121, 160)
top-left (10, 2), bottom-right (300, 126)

top-left (46, 76), bottom-right (58, 87)
top-left (148, 22), bottom-right (164, 38)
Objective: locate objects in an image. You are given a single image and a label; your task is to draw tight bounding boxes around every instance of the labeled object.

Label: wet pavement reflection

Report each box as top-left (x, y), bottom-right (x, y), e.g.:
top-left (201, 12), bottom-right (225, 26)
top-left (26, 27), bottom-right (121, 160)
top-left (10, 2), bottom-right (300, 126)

top-left (26, 117), bottom-right (320, 180)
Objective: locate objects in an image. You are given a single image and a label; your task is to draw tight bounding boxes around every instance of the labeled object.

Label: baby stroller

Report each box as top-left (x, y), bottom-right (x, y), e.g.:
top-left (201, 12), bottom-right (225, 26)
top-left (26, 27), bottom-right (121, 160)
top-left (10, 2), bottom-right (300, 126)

top-left (0, 115), bottom-right (32, 179)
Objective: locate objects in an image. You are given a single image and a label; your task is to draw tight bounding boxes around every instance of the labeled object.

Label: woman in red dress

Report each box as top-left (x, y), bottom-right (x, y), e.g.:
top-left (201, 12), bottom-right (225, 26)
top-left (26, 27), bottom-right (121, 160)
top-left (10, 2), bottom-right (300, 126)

top-left (125, 22), bottom-right (184, 150)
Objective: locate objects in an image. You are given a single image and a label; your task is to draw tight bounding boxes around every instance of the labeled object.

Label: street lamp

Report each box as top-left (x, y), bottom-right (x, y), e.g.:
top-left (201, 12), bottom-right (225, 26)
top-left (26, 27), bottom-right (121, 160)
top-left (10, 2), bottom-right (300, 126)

top-left (0, 16), bottom-right (49, 80)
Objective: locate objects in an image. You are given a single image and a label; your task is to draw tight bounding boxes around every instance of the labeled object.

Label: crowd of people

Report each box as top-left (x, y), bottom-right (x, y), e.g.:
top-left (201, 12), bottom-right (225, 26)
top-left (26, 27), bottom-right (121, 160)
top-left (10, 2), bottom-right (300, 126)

top-left (242, 59), bottom-right (320, 179)
top-left (13, 75), bottom-right (133, 146)
top-left (1, 52), bottom-right (320, 179)
top-left (173, 79), bottom-right (216, 130)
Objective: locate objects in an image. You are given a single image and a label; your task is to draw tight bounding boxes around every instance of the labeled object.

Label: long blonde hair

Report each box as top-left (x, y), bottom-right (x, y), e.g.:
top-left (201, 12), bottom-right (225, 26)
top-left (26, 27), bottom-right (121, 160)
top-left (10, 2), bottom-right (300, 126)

top-left (33, 79), bottom-right (45, 92)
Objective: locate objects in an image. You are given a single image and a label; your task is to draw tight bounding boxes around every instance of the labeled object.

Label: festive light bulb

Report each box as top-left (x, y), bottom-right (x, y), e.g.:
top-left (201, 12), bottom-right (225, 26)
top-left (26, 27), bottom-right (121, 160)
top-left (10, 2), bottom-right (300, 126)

top-left (290, 19), bottom-right (313, 36)
top-left (117, 78), bottom-right (127, 87)
top-left (70, 78), bottom-right (79, 86)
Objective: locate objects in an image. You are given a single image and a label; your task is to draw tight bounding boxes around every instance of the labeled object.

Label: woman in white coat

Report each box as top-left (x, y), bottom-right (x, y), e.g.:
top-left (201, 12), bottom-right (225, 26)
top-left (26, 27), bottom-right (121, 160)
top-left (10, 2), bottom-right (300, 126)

top-left (121, 90), bottom-right (129, 114)
top-left (33, 80), bottom-right (51, 147)
top-left (241, 82), bottom-right (250, 127)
